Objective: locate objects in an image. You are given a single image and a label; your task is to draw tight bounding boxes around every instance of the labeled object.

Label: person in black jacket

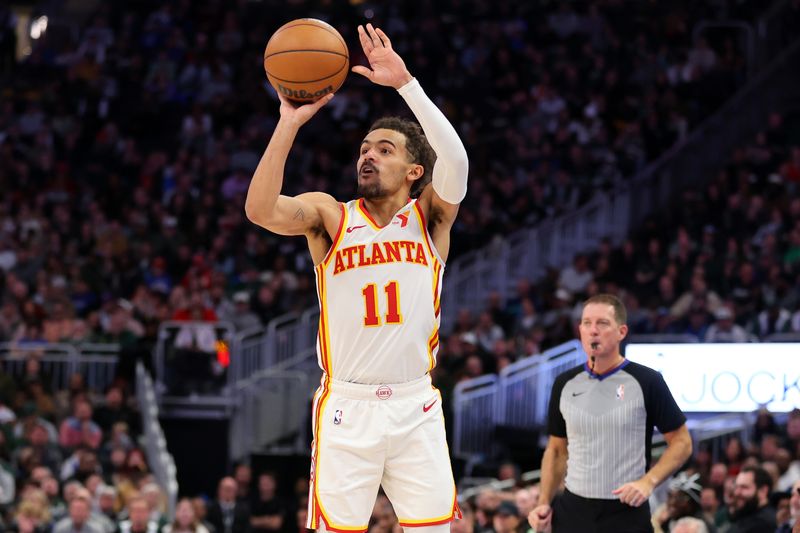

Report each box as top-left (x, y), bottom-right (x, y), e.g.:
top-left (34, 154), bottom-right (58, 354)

top-left (728, 466), bottom-right (776, 533)
top-left (206, 477), bottom-right (251, 533)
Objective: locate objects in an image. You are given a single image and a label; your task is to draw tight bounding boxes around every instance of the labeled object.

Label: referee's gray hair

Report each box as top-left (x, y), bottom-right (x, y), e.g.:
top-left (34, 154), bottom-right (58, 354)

top-left (672, 517), bottom-right (708, 533)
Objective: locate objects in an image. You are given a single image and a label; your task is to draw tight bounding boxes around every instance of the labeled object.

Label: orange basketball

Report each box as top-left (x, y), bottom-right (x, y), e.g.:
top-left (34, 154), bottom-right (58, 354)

top-left (264, 19), bottom-right (349, 103)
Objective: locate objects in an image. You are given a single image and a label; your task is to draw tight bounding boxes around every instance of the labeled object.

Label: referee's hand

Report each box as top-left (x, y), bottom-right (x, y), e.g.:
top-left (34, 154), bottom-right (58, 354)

top-left (528, 504), bottom-right (552, 533)
top-left (611, 477), bottom-right (654, 507)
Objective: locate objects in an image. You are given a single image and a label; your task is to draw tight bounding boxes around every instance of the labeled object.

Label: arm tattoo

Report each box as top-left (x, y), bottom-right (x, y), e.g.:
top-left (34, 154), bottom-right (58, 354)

top-left (293, 208), bottom-right (304, 221)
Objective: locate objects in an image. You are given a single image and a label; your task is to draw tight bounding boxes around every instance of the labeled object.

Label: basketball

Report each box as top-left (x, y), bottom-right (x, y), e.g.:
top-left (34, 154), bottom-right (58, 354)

top-left (264, 19), bottom-right (349, 103)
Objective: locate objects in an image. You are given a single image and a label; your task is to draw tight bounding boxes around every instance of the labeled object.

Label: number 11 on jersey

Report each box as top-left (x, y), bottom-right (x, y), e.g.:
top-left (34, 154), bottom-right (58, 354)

top-left (362, 281), bottom-right (403, 327)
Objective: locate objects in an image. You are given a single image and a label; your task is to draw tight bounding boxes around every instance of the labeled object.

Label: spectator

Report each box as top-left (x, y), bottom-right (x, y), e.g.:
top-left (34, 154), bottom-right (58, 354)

top-left (728, 466), bottom-right (776, 533)
top-left (119, 497), bottom-right (159, 533)
top-left (224, 292), bottom-right (262, 332)
top-left (162, 498), bottom-right (210, 533)
top-left (249, 472), bottom-right (286, 533)
top-left (53, 493), bottom-right (103, 533)
top-left (206, 477), bottom-right (250, 533)
top-left (657, 472), bottom-right (714, 533)
top-left (558, 254), bottom-right (593, 296)
top-left (9, 499), bottom-right (51, 533)
top-left (671, 516), bottom-right (709, 533)
top-left (513, 486), bottom-right (537, 522)
top-left (191, 497), bottom-right (217, 533)
top-left (233, 464), bottom-right (252, 504)
top-left (704, 307), bottom-right (749, 343)
top-left (95, 484), bottom-right (119, 524)
top-left (777, 448), bottom-right (800, 492)
top-left (775, 490), bottom-right (793, 533)
top-left (59, 399), bottom-right (103, 451)
top-left (779, 479), bottom-right (800, 532)
top-left (492, 500), bottom-right (525, 533)
top-left (25, 422), bottom-right (63, 474)
top-left (93, 385), bottom-right (138, 437)
top-left (141, 482), bottom-right (168, 529)
top-left (699, 487), bottom-right (720, 530)
top-left (670, 277), bottom-right (723, 321)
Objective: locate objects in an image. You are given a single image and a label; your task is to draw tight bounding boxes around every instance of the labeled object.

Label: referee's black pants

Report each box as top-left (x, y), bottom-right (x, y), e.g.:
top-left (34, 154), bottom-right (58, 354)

top-left (551, 489), bottom-right (653, 533)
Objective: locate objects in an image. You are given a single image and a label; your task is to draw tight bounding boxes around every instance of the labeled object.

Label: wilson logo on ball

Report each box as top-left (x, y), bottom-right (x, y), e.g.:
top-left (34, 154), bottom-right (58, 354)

top-left (277, 84), bottom-right (334, 100)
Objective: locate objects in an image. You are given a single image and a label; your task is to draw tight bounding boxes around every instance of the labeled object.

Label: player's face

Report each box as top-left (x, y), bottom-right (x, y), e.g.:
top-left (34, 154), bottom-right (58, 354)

top-left (357, 128), bottom-right (421, 199)
top-left (579, 303), bottom-right (627, 358)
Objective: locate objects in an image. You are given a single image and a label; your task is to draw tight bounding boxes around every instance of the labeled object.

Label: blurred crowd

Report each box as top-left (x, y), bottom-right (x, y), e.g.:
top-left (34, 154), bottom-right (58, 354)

top-left (454, 409), bottom-right (800, 533)
top-left (1, 0), bottom-right (799, 531)
top-left (0, 0), bottom-right (754, 362)
top-left (192, 408), bottom-right (800, 533)
top-left (431, 109), bottom-right (800, 389)
top-left (0, 358), bottom-right (178, 533)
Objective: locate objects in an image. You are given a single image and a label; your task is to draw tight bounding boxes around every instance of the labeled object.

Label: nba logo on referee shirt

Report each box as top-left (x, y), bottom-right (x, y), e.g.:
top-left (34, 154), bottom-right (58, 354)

top-left (333, 410), bottom-right (342, 425)
top-left (616, 384), bottom-right (625, 400)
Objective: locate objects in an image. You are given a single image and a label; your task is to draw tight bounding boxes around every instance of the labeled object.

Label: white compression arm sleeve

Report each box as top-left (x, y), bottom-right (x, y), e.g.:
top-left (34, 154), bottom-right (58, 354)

top-left (397, 78), bottom-right (469, 204)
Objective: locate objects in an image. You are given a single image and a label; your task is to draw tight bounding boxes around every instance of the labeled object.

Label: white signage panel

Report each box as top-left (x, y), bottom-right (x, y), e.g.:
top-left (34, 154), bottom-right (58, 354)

top-left (625, 343), bottom-right (800, 412)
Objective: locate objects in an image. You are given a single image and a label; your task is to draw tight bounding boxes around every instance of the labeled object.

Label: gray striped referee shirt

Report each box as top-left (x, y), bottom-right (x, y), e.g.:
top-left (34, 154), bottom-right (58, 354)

top-left (547, 359), bottom-right (685, 499)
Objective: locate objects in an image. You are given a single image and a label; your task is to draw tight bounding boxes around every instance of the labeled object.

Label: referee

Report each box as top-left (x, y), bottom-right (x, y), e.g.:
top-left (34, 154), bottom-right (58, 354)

top-left (528, 294), bottom-right (692, 533)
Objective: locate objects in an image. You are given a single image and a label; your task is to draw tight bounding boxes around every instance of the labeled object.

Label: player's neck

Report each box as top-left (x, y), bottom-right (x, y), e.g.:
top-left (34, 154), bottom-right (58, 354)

top-left (361, 194), bottom-right (411, 226)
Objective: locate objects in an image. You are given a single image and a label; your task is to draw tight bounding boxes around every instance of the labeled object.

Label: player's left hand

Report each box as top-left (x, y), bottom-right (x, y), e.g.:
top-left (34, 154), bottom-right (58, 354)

top-left (352, 24), bottom-right (413, 90)
top-left (611, 477), bottom-right (654, 507)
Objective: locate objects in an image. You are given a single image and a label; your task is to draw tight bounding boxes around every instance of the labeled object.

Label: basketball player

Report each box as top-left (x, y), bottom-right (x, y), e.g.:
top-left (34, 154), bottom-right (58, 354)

top-left (245, 23), bottom-right (468, 533)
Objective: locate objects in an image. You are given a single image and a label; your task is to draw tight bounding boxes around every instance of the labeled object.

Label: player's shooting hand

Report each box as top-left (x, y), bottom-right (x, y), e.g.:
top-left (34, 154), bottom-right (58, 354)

top-left (277, 92), bottom-right (334, 127)
top-left (528, 504), bottom-right (552, 533)
top-left (611, 477), bottom-right (654, 507)
top-left (352, 24), bottom-right (413, 90)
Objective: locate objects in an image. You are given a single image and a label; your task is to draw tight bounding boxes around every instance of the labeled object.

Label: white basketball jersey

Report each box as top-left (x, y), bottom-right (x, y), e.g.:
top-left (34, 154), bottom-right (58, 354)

top-left (314, 198), bottom-right (444, 384)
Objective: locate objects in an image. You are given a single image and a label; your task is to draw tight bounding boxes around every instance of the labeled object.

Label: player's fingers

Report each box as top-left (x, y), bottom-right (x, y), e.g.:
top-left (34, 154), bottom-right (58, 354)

top-left (375, 27), bottom-right (391, 49)
top-left (365, 23), bottom-right (382, 47)
top-left (357, 25), bottom-right (373, 53)
top-left (351, 65), bottom-right (373, 79)
top-left (311, 93), bottom-right (334, 109)
top-left (276, 93), bottom-right (297, 108)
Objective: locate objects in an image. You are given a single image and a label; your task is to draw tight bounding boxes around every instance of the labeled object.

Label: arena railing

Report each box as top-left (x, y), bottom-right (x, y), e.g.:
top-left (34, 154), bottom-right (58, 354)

top-left (452, 374), bottom-right (500, 464)
top-left (0, 342), bottom-right (119, 391)
top-left (228, 325), bottom-right (266, 387)
top-left (440, 37), bottom-right (800, 332)
top-left (228, 348), bottom-right (320, 461)
top-left (136, 362), bottom-right (179, 519)
top-left (453, 340), bottom-right (586, 461)
top-left (496, 341), bottom-right (585, 431)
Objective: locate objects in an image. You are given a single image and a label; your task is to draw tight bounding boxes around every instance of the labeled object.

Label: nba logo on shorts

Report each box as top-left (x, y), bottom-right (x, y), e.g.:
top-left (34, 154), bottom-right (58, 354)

top-left (616, 384), bottom-right (625, 400)
top-left (375, 385), bottom-right (393, 399)
top-left (333, 409), bottom-right (342, 425)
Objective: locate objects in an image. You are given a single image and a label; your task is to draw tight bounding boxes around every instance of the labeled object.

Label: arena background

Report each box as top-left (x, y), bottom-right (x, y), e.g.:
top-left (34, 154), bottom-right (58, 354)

top-left (1, 0), bottom-right (800, 532)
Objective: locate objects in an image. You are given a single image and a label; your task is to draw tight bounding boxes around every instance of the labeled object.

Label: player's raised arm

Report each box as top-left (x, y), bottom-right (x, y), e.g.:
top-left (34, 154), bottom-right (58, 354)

top-left (245, 93), bottom-right (339, 240)
top-left (352, 24), bottom-right (469, 221)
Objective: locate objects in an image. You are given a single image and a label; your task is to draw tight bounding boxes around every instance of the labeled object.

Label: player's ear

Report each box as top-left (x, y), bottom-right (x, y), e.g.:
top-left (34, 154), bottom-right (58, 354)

top-left (407, 164), bottom-right (424, 181)
top-left (619, 323), bottom-right (628, 341)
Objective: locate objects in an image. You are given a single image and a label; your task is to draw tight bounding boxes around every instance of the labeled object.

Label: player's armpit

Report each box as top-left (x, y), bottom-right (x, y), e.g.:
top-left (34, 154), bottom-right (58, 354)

top-left (247, 191), bottom-right (339, 238)
top-left (419, 184), bottom-right (460, 226)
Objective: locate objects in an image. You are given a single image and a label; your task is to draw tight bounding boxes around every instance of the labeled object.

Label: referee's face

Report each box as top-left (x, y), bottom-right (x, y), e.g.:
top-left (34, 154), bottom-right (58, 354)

top-left (579, 303), bottom-right (627, 358)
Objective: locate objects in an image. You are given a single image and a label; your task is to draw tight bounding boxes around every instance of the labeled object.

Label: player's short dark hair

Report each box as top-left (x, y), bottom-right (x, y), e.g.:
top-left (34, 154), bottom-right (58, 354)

top-left (583, 293), bottom-right (627, 325)
top-left (740, 465), bottom-right (772, 491)
top-left (369, 116), bottom-right (436, 198)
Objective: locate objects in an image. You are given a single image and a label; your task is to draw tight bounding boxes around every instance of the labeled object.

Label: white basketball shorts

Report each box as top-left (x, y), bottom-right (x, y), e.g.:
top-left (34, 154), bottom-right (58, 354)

top-left (306, 374), bottom-right (461, 531)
